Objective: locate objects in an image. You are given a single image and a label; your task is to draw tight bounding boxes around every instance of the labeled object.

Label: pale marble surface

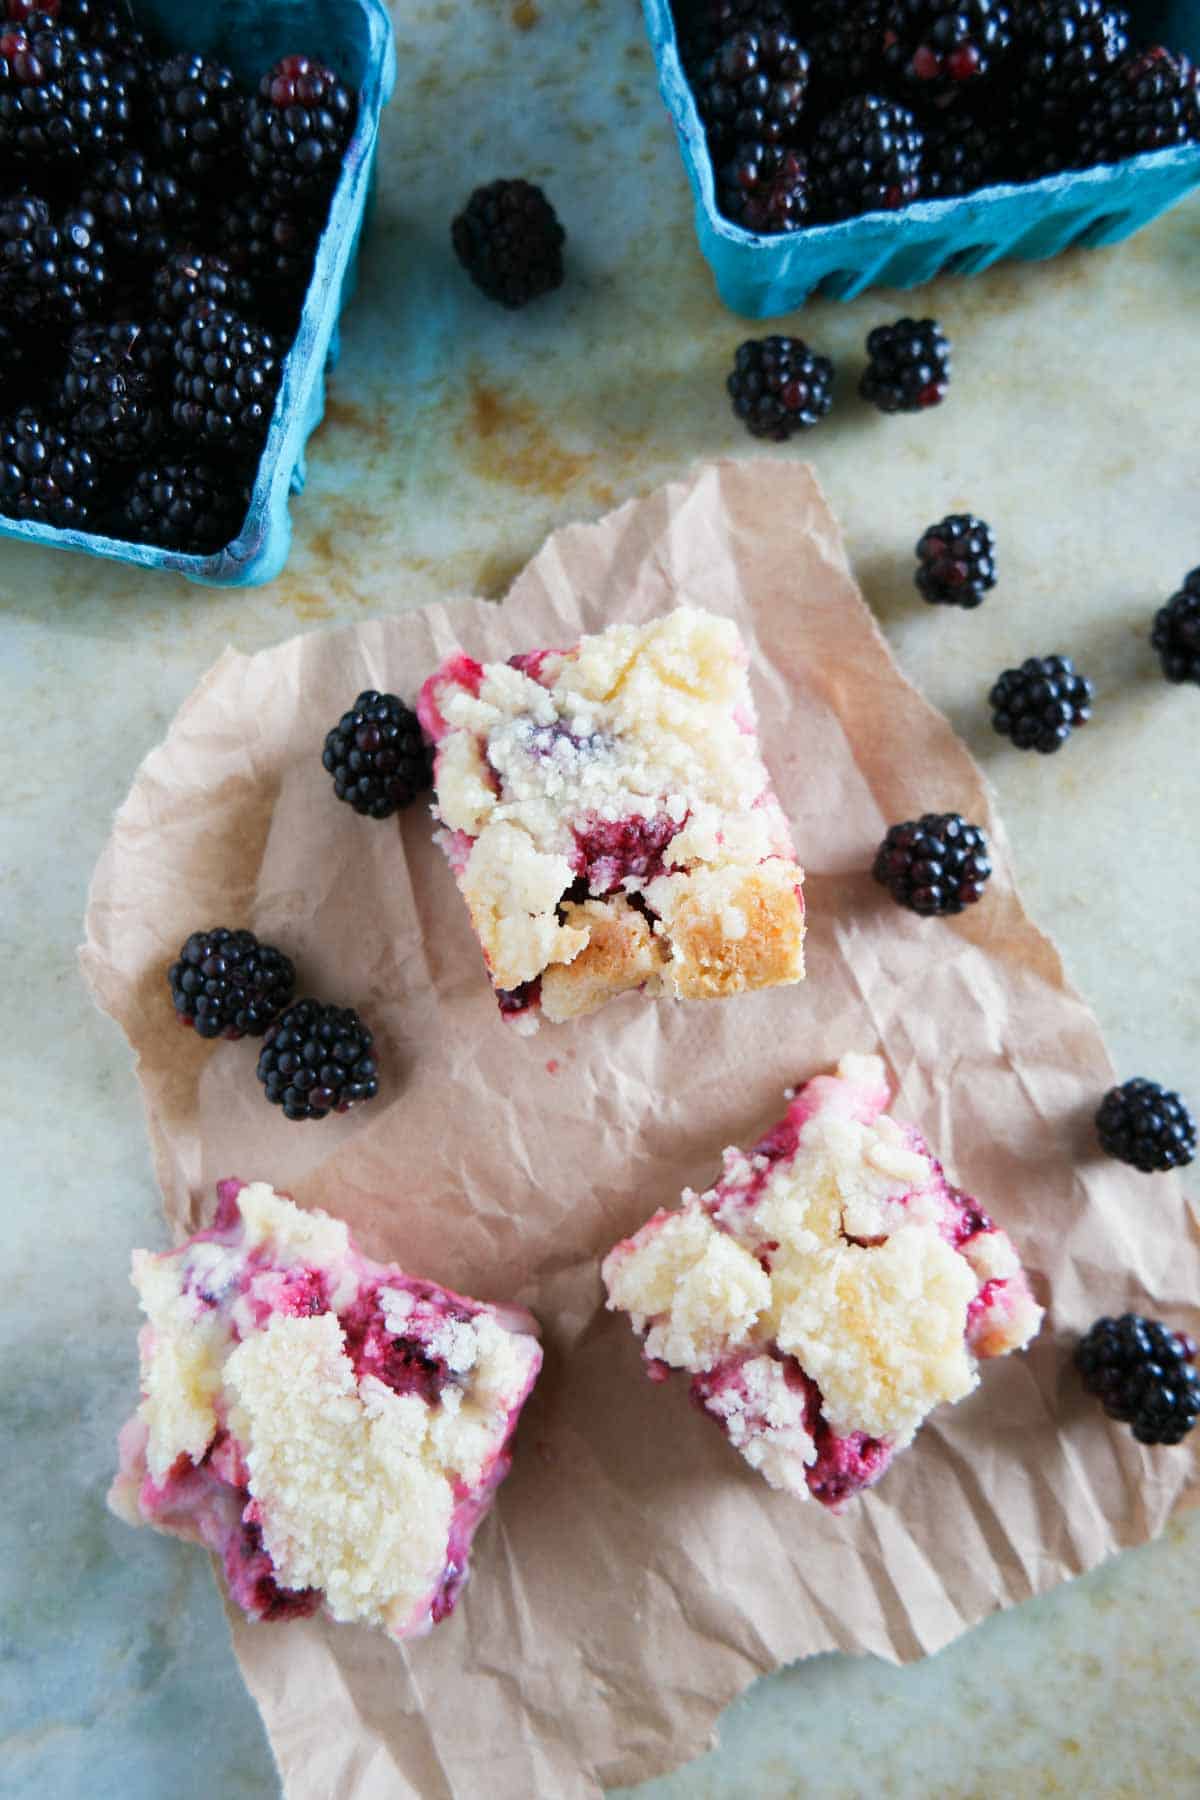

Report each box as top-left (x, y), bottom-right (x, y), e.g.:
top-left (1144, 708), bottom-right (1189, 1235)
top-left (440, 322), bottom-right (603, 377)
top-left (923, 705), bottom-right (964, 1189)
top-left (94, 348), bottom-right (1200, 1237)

top-left (3, 2), bottom-right (1199, 1794)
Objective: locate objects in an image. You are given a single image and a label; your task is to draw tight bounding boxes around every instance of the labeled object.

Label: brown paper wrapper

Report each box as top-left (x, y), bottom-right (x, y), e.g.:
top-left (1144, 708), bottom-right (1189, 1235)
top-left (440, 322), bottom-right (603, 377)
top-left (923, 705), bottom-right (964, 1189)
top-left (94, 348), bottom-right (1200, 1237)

top-left (81, 461), bottom-right (1200, 1798)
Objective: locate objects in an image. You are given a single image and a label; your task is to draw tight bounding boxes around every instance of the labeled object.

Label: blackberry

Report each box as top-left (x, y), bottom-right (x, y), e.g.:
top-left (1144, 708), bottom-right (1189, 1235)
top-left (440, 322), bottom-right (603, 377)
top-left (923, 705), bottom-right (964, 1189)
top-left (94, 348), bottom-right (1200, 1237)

top-left (873, 811), bottom-right (991, 915)
top-left (256, 999), bottom-right (380, 1121)
top-left (1151, 568), bottom-right (1200, 684)
top-left (242, 53), bottom-right (355, 201)
top-left (1009, 0), bottom-right (1129, 121)
top-left (0, 16), bottom-right (130, 169)
top-left (168, 926), bottom-right (295, 1039)
top-left (1095, 1078), bottom-right (1196, 1173)
top-left (1076, 1315), bottom-right (1200, 1445)
top-left (924, 112), bottom-right (996, 194)
top-left (0, 191), bottom-right (107, 331)
top-left (213, 194), bottom-right (317, 328)
top-left (152, 51), bottom-right (245, 185)
top-left (121, 460), bottom-right (248, 554)
top-left (322, 690), bottom-right (431, 818)
top-left (151, 247), bottom-right (254, 325)
top-left (805, 2), bottom-right (887, 108)
top-left (81, 151), bottom-right (199, 265)
top-left (881, 0), bottom-right (1013, 95)
top-left (1079, 46), bottom-right (1200, 163)
top-left (915, 513), bottom-right (996, 607)
top-left (0, 406), bottom-right (97, 527)
top-left (171, 304), bottom-right (280, 461)
top-left (451, 179), bottom-right (565, 309)
top-left (809, 94), bottom-right (924, 221)
top-left (694, 25), bottom-right (810, 152)
top-left (727, 335), bottom-right (834, 439)
top-left (59, 319), bottom-right (168, 463)
top-left (988, 653), bottom-right (1093, 752)
top-left (718, 140), bottom-right (810, 231)
top-left (860, 316), bottom-right (950, 412)
top-left (679, 0), bottom-right (793, 69)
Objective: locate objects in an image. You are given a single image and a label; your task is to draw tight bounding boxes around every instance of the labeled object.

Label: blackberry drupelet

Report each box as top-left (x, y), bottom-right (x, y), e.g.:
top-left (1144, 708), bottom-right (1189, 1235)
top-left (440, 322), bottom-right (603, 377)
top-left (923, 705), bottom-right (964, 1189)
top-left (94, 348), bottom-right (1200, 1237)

top-left (322, 689), bottom-right (431, 818)
top-left (1095, 1078), bottom-right (1196, 1173)
top-left (0, 191), bottom-right (107, 331)
top-left (915, 513), bottom-right (996, 606)
top-left (881, 0), bottom-right (1013, 95)
top-left (0, 16), bottom-right (131, 168)
top-left (152, 51), bottom-right (245, 184)
top-left (988, 653), bottom-right (1093, 752)
top-left (451, 179), bottom-right (566, 308)
top-left (679, 0), bottom-right (793, 69)
top-left (213, 194), bottom-right (317, 327)
top-left (122, 459), bottom-right (247, 553)
top-left (727, 335), bottom-right (834, 438)
top-left (256, 999), bottom-right (380, 1121)
top-left (60, 319), bottom-right (168, 462)
top-left (809, 93), bottom-right (924, 220)
top-left (0, 406), bottom-right (97, 526)
top-left (1009, 0), bottom-right (1129, 120)
top-left (1151, 568), bottom-right (1200, 684)
top-left (924, 112), bottom-right (996, 194)
top-left (1079, 44), bottom-right (1200, 162)
top-left (860, 316), bottom-right (950, 411)
top-left (694, 24), bottom-right (810, 152)
top-left (1076, 1315), bottom-right (1200, 1444)
top-left (151, 247), bottom-right (254, 324)
top-left (171, 303), bottom-right (280, 461)
top-left (806, 2), bottom-right (887, 108)
top-left (872, 811), bottom-right (991, 915)
top-left (168, 926), bottom-right (295, 1039)
top-left (717, 141), bottom-right (809, 230)
top-left (242, 53), bottom-right (355, 200)
top-left (81, 151), bottom-right (199, 264)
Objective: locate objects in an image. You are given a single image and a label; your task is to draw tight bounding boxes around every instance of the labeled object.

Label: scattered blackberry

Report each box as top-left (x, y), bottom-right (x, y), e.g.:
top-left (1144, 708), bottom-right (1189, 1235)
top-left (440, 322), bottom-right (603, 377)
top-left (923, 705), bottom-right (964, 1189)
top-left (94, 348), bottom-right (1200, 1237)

top-left (59, 319), bottom-right (168, 462)
top-left (152, 51), bottom-right (245, 184)
top-left (1079, 45), bottom-right (1200, 163)
top-left (915, 513), bottom-right (996, 606)
top-left (171, 304), bottom-right (280, 461)
top-left (151, 247), bottom-right (255, 324)
top-left (1009, 0), bottom-right (1129, 121)
top-left (121, 459), bottom-right (248, 554)
top-left (256, 999), bottom-right (380, 1121)
top-left (809, 94), bottom-right (924, 220)
top-left (988, 653), bottom-right (1093, 752)
top-left (0, 191), bottom-right (107, 330)
top-left (242, 53), bottom-right (355, 200)
top-left (718, 140), bottom-right (810, 230)
top-left (881, 0), bottom-right (1013, 95)
top-left (924, 112), bottom-right (996, 194)
top-left (168, 926), bottom-right (295, 1039)
top-left (1076, 1315), bottom-right (1200, 1445)
top-left (694, 25), bottom-right (810, 151)
top-left (860, 316), bottom-right (950, 411)
top-left (451, 179), bottom-right (566, 308)
top-left (727, 335), bottom-right (834, 438)
top-left (1151, 568), bottom-right (1200, 684)
top-left (322, 690), bottom-right (431, 818)
top-left (1095, 1078), bottom-right (1196, 1173)
top-left (806, 1), bottom-right (887, 108)
top-left (213, 194), bottom-right (317, 327)
top-left (0, 16), bottom-right (131, 169)
top-left (81, 150), bottom-right (199, 264)
top-left (873, 811), bottom-right (991, 915)
top-left (0, 406), bottom-right (97, 527)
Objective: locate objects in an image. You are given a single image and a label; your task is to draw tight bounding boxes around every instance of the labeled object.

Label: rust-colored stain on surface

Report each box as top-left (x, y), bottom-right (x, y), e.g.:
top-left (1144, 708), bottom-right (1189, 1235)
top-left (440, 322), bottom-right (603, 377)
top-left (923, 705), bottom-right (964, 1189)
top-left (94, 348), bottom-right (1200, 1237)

top-left (313, 392), bottom-right (393, 455)
top-left (460, 373), bottom-right (590, 498)
top-left (511, 0), bottom-right (540, 28)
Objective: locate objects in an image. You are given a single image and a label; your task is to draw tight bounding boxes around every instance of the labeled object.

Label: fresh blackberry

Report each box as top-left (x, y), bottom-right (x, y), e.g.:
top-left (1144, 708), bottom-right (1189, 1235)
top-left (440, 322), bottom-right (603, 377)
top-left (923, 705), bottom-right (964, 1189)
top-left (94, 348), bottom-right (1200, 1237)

top-left (151, 248), bottom-right (255, 325)
top-left (679, 0), bottom-right (793, 69)
top-left (213, 194), bottom-right (317, 328)
top-left (0, 406), bottom-right (97, 527)
top-left (1095, 1078), bottom-right (1196, 1173)
top-left (242, 53), bottom-right (355, 201)
top-left (1079, 45), bottom-right (1200, 163)
top-left (323, 690), bottom-right (431, 818)
top-left (915, 513), bottom-right (996, 607)
top-left (1009, 0), bottom-right (1128, 120)
top-left (924, 112), bottom-right (996, 194)
top-left (881, 0), bottom-right (1013, 95)
top-left (81, 151), bottom-right (199, 265)
top-left (451, 179), bottom-right (565, 308)
top-left (121, 459), bottom-right (248, 554)
top-left (727, 335), bottom-right (834, 439)
top-left (860, 316), bottom-right (950, 411)
top-left (718, 140), bottom-right (810, 230)
top-left (805, 1), bottom-right (887, 108)
top-left (999, 115), bottom-right (1078, 181)
top-left (694, 24), bottom-right (810, 152)
top-left (152, 51), bottom-right (245, 185)
top-left (168, 926), bottom-right (295, 1039)
top-left (0, 191), bottom-right (107, 331)
top-left (171, 304), bottom-right (280, 461)
top-left (0, 15), bottom-right (131, 169)
top-left (1076, 1315), bottom-right (1200, 1445)
top-left (873, 811), bottom-right (991, 915)
top-left (1151, 568), bottom-right (1200, 684)
top-left (988, 653), bottom-right (1093, 752)
top-left (256, 999), bottom-right (380, 1121)
top-left (59, 319), bottom-right (169, 463)
top-left (809, 94), bottom-right (924, 220)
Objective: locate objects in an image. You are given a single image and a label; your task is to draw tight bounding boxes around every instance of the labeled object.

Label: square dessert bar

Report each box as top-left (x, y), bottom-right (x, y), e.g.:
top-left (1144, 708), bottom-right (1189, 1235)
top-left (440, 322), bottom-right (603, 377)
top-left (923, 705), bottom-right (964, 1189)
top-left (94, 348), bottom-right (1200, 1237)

top-left (417, 607), bottom-right (805, 1029)
top-left (603, 1054), bottom-right (1043, 1508)
top-left (110, 1180), bottom-right (542, 1639)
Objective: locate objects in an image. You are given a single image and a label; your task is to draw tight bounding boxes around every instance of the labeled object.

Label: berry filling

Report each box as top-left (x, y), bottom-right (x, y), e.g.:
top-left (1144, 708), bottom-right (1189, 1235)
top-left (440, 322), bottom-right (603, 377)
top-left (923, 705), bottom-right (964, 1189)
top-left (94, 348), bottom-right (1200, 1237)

top-left (570, 811), bottom-right (680, 894)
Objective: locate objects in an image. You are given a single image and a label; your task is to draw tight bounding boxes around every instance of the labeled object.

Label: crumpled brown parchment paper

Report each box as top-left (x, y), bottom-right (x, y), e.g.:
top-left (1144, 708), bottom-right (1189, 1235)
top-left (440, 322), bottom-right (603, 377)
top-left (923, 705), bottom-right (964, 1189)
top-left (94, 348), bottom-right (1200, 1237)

top-left (81, 460), bottom-right (1200, 1799)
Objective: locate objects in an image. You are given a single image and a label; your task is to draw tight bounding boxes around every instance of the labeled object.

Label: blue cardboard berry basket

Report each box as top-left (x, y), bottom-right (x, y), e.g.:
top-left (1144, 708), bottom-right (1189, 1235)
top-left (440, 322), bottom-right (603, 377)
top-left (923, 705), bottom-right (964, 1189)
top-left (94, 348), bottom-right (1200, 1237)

top-left (0, 0), bottom-right (396, 587)
top-left (642, 0), bottom-right (1200, 316)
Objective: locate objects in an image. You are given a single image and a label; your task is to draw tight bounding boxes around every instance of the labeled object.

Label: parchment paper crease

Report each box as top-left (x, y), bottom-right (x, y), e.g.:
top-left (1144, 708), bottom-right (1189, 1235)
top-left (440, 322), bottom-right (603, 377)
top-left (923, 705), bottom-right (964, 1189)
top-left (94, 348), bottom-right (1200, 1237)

top-left (81, 461), bottom-right (1199, 1799)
